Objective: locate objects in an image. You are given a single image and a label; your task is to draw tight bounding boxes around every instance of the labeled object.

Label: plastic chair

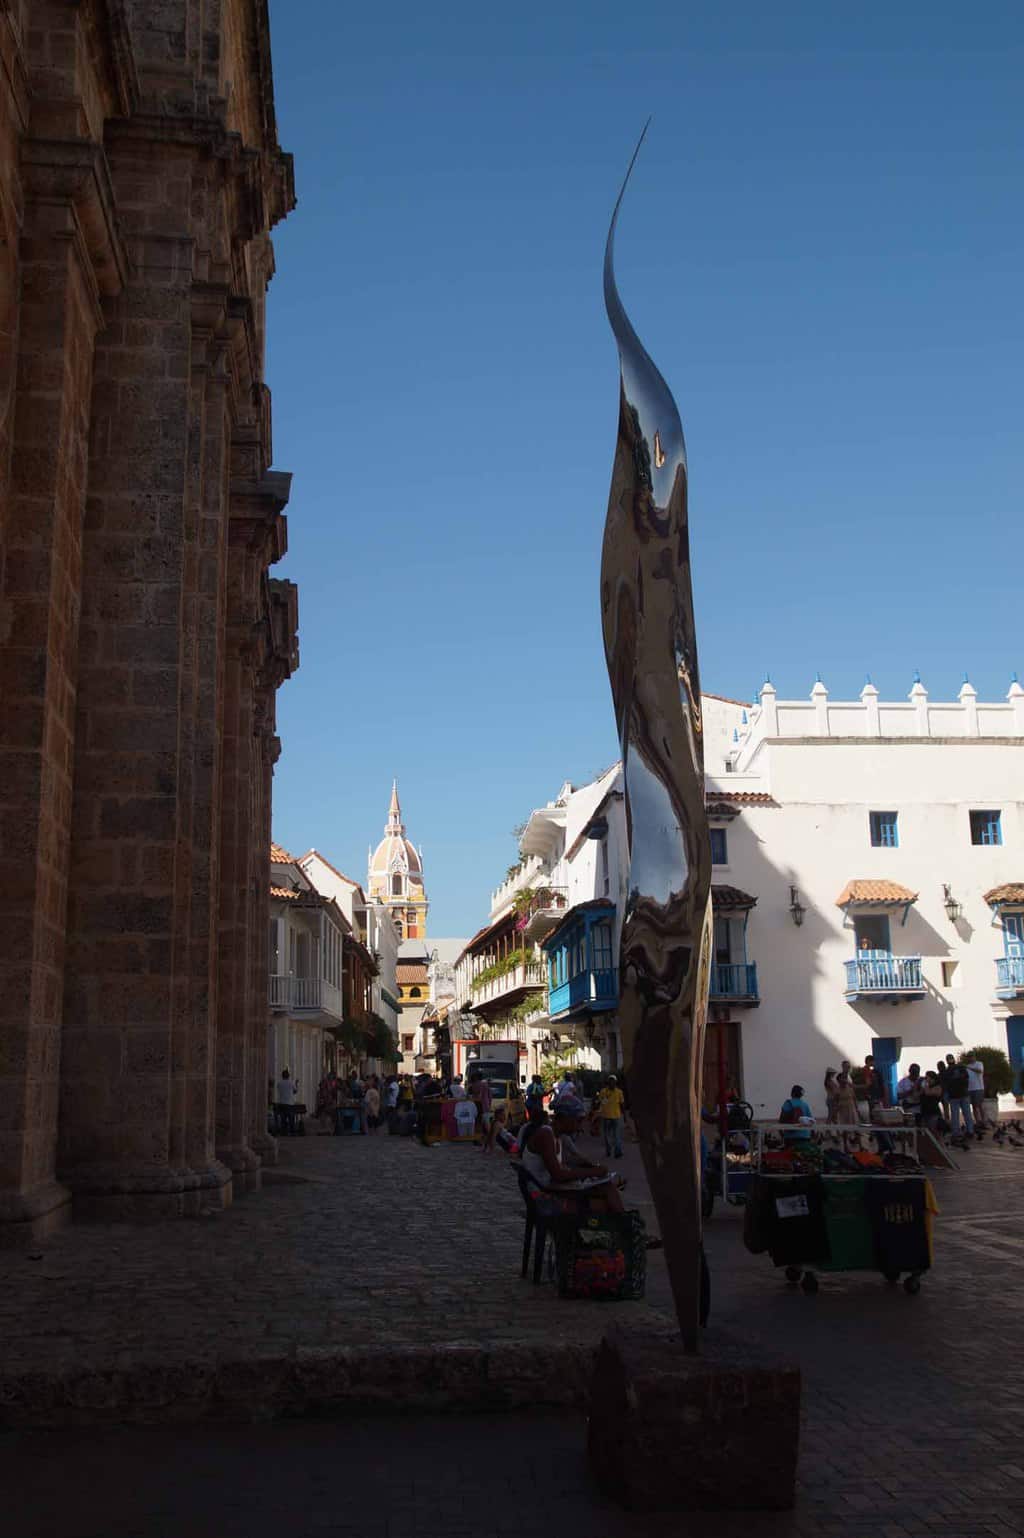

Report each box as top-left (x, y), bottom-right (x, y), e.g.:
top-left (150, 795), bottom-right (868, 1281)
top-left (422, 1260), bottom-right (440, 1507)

top-left (514, 1165), bottom-right (551, 1283)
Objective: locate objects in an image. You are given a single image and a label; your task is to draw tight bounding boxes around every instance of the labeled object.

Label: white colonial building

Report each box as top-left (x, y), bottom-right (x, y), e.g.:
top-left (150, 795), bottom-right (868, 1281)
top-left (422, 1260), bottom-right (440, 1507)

top-left (460, 677), bottom-right (1024, 1116)
top-left (269, 843), bottom-right (347, 1109)
top-left (698, 676), bottom-right (1024, 1116)
top-left (298, 849), bottom-right (401, 1050)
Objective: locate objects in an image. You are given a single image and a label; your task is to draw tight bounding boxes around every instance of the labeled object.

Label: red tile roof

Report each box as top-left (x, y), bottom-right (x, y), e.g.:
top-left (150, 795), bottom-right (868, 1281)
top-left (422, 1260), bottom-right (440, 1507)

top-left (270, 842), bottom-right (294, 862)
top-left (836, 880), bottom-right (918, 908)
top-left (396, 962), bottom-right (428, 984)
top-left (984, 883), bottom-right (1024, 906)
top-left (270, 885), bottom-right (300, 901)
top-left (706, 791), bottom-right (775, 806)
top-left (711, 884), bottom-right (757, 910)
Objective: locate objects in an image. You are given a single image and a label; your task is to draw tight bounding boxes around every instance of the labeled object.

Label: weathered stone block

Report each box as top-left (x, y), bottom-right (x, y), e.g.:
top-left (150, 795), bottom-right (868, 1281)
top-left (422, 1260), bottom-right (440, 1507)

top-left (587, 1325), bottom-right (800, 1512)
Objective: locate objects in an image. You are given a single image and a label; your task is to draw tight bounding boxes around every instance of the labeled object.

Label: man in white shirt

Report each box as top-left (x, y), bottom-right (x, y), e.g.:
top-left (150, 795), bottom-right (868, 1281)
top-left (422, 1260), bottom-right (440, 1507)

top-left (276, 1067), bottom-right (297, 1136)
top-left (385, 1076), bottom-right (400, 1132)
top-left (897, 1064), bottom-right (922, 1118)
top-left (965, 1057), bottom-right (987, 1129)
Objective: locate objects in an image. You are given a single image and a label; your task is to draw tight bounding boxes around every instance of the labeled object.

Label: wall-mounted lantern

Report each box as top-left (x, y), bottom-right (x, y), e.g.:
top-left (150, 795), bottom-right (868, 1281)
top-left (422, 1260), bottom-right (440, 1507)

top-left (942, 884), bottom-right (963, 923)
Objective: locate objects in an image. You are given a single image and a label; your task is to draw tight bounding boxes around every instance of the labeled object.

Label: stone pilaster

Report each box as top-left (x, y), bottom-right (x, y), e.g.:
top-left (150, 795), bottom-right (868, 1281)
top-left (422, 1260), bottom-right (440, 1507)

top-left (0, 104), bottom-right (126, 1241)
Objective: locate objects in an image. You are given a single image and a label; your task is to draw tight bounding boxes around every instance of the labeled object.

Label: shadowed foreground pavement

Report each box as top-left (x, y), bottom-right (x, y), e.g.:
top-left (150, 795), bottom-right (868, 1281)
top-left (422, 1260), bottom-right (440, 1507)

top-left (3, 1128), bottom-right (1024, 1536)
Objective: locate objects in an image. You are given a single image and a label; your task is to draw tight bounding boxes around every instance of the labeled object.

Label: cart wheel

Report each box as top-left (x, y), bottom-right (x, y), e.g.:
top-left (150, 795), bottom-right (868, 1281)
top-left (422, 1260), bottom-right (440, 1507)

top-left (903, 1274), bottom-right (921, 1295)
top-left (785, 1266), bottom-right (801, 1284)
top-left (801, 1271), bottom-right (819, 1294)
top-left (883, 1271), bottom-right (900, 1285)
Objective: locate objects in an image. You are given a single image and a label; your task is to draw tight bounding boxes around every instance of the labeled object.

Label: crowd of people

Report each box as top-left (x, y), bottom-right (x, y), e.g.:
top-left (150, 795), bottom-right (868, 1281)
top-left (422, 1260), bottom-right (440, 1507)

top-left (798, 1051), bottom-right (993, 1151)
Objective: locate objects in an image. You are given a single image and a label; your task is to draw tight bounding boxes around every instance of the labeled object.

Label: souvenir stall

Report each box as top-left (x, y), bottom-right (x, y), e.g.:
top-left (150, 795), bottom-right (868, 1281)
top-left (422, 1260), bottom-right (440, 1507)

top-left (743, 1123), bottom-right (939, 1294)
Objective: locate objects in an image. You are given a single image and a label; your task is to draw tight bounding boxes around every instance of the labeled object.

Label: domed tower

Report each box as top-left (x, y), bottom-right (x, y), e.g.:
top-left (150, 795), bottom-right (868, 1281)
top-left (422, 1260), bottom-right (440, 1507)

top-left (367, 781), bottom-right (428, 942)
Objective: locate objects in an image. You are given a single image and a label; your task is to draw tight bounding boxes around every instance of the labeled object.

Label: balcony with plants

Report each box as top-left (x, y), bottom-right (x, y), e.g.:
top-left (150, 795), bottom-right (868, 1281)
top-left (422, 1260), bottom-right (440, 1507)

top-left (469, 946), bottom-right (547, 1013)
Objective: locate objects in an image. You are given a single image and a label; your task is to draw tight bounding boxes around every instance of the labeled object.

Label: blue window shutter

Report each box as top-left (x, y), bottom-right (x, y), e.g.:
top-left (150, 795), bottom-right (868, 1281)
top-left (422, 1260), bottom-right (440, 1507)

top-left (869, 812), bottom-right (898, 848)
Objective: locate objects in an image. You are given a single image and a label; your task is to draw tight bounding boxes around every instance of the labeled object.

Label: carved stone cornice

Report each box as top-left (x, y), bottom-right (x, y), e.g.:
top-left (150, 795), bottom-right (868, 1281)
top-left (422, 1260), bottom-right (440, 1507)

top-left (228, 470), bottom-right (291, 563)
top-left (20, 136), bottom-right (128, 300)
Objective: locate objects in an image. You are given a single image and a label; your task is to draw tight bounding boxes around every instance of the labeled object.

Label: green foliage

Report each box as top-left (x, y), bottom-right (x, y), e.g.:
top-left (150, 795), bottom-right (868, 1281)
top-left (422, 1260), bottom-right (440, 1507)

top-left (507, 989), bottom-right (546, 1027)
top-left (538, 1042), bottom-right (578, 1092)
top-left (472, 947), bottom-right (530, 992)
top-left (957, 1045), bottom-right (1014, 1096)
top-left (364, 1014), bottom-right (400, 1063)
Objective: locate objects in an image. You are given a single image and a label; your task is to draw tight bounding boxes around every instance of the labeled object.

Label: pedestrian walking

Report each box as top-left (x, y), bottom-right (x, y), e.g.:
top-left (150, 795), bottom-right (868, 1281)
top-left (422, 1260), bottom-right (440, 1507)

top-left (599, 1074), bottom-right (625, 1159)
top-left (275, 1067), bottom-right (297, 1136)
top-left (824, 1068), bottom-right (840, 1123)
top-left (364, 1077), bottom-right (381, 1132)
top-left (384, 1074), bottom-right (400, 1132)
top-left (898, 1064), bottom-right (924, 1120)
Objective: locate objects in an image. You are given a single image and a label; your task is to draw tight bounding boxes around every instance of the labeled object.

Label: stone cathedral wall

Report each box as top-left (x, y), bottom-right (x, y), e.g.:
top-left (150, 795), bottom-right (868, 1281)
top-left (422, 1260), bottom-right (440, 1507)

top-left (0, 0), bottom-right (298, 1243)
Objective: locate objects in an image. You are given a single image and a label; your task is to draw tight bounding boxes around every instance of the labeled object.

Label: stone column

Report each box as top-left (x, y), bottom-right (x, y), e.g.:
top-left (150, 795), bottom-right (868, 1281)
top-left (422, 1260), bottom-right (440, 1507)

top-left (58, 125), bottom-right (251, 1211)
top-left (0, 133), bottom-right (125, 1244)
top-left (214, 601), bottom-right (261, 1187)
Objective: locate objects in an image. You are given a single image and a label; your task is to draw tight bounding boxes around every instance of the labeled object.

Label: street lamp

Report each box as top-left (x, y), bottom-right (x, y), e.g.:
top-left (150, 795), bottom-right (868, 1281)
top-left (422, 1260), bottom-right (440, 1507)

top-left (788, 886), bottom-right (806, 927)
top-left (942, 884), bottom-right (963, 923)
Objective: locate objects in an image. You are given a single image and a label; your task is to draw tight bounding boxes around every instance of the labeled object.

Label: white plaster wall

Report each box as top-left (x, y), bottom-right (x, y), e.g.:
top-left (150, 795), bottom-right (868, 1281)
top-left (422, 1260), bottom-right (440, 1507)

top-left (722, 738), bottom-right (1024, 1117)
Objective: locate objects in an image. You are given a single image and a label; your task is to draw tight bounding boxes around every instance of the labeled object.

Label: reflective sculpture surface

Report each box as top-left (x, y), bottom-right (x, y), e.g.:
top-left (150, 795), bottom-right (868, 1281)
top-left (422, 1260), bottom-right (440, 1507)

top-left (600, 130), bottom-right (712, 1352)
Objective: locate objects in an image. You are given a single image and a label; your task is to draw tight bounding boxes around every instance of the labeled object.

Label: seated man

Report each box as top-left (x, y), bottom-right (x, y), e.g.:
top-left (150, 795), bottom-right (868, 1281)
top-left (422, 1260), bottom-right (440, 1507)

top-left (519, 1093), bottom-right (625, 1213)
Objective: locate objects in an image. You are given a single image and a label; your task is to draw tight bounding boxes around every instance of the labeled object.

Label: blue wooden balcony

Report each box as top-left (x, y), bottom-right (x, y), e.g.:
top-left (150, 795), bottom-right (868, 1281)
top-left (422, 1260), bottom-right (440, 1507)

top-left (548, 967), bottom-right (618, 1021)
top-left (996, 956), bottom-right (1024, 1000)
top-left (844, 952), bottom-right (924, 1002)
top-left (709, 962), bottom-right (759, 1005)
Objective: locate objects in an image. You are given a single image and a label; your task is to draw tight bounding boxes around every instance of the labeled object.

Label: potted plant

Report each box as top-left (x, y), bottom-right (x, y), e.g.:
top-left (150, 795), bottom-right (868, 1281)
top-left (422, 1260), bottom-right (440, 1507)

top-left (957, 1045), bottom-right (1014, 1124)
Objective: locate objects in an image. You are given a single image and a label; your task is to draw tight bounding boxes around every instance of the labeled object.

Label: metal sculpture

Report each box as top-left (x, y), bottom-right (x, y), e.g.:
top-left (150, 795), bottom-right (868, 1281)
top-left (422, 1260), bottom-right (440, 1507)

top-left (600, 127), bottom-right (712, 1353)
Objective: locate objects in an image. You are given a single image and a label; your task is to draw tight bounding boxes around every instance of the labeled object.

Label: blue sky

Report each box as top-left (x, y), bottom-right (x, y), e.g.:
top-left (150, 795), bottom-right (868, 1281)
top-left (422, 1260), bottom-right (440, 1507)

top-left (264, 0), bottom-right (1023, 935)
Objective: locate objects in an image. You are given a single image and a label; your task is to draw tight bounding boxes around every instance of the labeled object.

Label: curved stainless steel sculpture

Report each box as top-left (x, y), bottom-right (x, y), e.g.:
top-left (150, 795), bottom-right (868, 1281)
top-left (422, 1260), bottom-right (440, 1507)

top-left (600, 129), bottom-right (712, 1353)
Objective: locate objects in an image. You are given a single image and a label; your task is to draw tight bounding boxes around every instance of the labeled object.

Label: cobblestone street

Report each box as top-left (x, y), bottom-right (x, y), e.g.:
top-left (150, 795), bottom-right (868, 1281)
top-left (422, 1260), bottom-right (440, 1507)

top-left (3, 1128), bottom-right (1024, 1537)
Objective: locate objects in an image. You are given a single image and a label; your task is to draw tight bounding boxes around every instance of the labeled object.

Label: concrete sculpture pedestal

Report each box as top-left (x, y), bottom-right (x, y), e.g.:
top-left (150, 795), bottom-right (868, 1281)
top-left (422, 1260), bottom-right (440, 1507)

top-left (587, 1326), bottom-right (801, 1512)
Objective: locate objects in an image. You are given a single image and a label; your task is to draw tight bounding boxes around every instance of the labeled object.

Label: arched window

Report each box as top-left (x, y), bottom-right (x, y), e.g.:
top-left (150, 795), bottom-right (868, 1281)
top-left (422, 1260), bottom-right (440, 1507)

top-left (392, 873), bottom-right (403, 896)
top-left (410, 986), bottom-right (422, 998)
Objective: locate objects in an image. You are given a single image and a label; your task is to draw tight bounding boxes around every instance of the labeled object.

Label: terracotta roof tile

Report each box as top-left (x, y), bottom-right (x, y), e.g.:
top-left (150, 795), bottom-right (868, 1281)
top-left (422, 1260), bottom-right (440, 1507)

top-left (836, 880), bottom-right (918, 908)
top-left (706, 791), bottom-right (775, 806)
top-left (984, 883), bottom-right (1024, 906)
top-left (711, 884), bottom-right (757, 910)
top-left (270, 841), bottom-right (293, 862)
top-left (270, 885), bottom-right (300, 901)
top-left (396, 962), bottom-right (428, 984)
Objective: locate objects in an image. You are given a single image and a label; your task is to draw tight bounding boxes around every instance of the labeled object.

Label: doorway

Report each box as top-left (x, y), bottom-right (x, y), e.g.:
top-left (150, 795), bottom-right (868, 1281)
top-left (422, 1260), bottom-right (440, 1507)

top-left (703, 1019), bottom-right (741, 1108)
top-left (871, 1036), bottom-right (901, 1107)
top-left (1006, 1018), bottom-right (1024, 1098)
top-left (853, 913), bottom-right (891, 953)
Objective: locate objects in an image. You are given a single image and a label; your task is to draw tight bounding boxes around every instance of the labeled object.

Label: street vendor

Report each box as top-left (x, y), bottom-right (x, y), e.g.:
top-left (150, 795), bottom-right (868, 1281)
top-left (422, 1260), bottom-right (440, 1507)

top-left (519, 1092), bottom-right (625, 1213)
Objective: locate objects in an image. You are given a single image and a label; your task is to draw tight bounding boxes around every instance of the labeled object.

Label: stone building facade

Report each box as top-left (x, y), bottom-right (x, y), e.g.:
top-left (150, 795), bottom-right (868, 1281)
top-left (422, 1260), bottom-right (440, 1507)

top-left (0, 1), bottom-right (297, 1242)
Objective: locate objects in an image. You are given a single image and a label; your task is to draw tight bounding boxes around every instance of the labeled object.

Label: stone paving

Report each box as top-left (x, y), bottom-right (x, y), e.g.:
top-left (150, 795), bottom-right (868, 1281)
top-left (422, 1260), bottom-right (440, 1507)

top-left (3, 1125), bottom-right (1024, 1537)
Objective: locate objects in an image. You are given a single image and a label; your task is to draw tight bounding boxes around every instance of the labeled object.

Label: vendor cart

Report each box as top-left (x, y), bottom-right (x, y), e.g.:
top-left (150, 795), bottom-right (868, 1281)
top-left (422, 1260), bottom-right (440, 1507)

top-left (744, 1122), bottom-right (938, 1296)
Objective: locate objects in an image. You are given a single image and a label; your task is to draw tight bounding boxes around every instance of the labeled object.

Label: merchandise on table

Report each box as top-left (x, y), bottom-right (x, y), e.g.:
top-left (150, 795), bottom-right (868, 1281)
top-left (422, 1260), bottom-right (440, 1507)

top-left (554, 1210), bottom-right (646, 1300)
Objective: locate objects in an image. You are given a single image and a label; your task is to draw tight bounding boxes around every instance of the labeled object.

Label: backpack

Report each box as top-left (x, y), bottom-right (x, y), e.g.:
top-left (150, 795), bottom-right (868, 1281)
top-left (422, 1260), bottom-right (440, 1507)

top-left (779, 1101), bottom-right (802, 1125)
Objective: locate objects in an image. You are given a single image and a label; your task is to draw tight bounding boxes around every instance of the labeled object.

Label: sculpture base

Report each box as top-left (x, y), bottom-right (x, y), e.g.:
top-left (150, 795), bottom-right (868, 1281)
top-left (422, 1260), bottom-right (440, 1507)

top-left (587, 1325), bottom-right (800, 1512)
